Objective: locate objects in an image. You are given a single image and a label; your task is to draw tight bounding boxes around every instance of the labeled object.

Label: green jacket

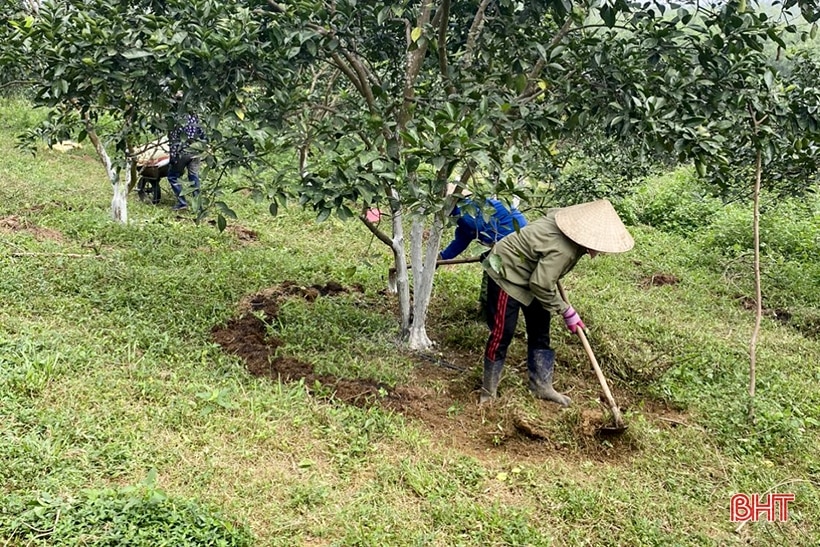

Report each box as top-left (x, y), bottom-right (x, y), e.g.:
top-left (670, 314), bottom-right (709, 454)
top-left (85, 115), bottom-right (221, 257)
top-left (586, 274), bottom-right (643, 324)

top-left (482, 209), bottom-right (586, 314)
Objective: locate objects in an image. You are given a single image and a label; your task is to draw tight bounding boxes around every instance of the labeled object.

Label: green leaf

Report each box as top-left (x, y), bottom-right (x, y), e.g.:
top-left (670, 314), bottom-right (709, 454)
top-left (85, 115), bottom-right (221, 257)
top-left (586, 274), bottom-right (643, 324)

top-left (121, 49), bottom-right (152, 59)
top-left (142, 468), bottom-right (158, 487)
top-left (359, 150), bottom-right (380, 166)
top-left (269, 201), bottom-right (279, 217)
top-left (336, 205), bottom-right (353, 221)
top-left (763, 69), bottom-right (774, 90)
top-left (411, 27), bottom-right (422, 43)
top-left (216, 202), bottom-right (237, 219)
top-left (600, 5), bottom-right (616, 28)
top-left (488, 254), bottom-right (502, 274)
top-left (377, 6), bottom-right (391, 25)
top-left (217, 214), bottom-right (227, 232)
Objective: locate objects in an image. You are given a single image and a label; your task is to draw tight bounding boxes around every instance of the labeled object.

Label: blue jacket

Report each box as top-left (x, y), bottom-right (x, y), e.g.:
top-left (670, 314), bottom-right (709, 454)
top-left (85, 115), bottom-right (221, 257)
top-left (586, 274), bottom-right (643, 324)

top-left (440, 198), bottom-right (527, 260)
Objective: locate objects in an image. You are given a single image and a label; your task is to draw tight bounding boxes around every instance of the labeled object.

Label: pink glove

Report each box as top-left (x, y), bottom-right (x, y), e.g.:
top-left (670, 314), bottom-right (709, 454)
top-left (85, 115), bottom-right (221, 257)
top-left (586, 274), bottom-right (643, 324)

top-left (562, 306), bottom-right (585, 334)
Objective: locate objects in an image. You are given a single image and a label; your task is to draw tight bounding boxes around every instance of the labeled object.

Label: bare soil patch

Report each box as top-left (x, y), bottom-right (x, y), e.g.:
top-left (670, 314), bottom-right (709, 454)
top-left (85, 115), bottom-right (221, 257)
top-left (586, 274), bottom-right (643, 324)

top-left (0, 215), bottom-right (64, 242)
top-left (639, 272), bottom-right (679, 287)
top-left (736, 294), bottom-right (792, 324)
top-left (213, 281), bottom-right (684, 463)
top-left (206, 219), bottom-right (259, 243)
top-left (735, 294), bottom-right (820, 339)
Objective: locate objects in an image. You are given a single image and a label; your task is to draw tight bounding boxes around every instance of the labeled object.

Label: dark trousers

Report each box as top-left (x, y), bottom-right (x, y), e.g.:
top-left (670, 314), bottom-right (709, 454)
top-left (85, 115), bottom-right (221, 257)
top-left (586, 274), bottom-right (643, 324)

top-left (484, 276), bottom-right (552, 362)
top-left (167, 153), bottom-right (201, 206)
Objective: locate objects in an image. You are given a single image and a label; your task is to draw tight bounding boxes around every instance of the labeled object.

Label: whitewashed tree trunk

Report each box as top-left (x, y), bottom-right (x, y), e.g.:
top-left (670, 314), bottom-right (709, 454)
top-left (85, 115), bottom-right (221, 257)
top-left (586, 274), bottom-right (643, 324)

top-left (406, 208), bottom-right (446, 350)
top-left (111, 166), bottom-right (131, 224)
top-left (87, 125), bottom-right (129, 224)
top-left (389, 192), bottom-right (412, 339)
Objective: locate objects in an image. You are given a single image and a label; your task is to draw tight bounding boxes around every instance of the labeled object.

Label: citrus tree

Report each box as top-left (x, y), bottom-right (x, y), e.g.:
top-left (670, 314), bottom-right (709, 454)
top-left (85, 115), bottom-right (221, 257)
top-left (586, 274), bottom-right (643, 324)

top-left (559, 2), bottom-right (820, 412)
top-left (250, 0), bottom-right (819, 350)
top-left (5, 0), bottom-right (280, 223)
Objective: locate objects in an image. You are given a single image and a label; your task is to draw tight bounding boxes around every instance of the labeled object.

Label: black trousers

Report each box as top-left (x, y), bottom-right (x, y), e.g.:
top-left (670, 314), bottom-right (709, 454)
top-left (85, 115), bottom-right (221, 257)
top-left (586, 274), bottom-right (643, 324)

top-left (484, 276), bottom-right (552, 362)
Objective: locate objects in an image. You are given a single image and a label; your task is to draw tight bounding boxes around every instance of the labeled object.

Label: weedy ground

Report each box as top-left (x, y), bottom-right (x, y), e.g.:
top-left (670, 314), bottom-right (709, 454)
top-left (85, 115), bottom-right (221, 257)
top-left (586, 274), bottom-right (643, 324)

top-left (1, 98), bottom-right (818, 546)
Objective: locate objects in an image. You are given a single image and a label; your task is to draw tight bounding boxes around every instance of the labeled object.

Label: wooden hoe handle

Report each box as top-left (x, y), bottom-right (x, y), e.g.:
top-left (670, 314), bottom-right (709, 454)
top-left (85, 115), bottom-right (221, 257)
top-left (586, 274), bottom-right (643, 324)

top-left (557, 282), bottom-right (626, 429)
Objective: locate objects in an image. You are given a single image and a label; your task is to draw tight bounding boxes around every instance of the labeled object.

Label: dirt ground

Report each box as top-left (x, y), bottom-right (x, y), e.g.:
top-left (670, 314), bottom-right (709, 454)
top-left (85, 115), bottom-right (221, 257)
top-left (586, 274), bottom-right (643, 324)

top-left (205, 219), bottom-right (260, 243)
top-left (0, 215), bottom-right (64, 242)
top-left (212, 281), bottom-right (690, 463)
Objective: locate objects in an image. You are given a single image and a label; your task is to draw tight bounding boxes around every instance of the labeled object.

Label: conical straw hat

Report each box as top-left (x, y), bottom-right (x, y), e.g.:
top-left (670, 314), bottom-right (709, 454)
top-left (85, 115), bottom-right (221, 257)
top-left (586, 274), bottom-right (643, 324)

top-left (554, 199), bottom-right (634, 253)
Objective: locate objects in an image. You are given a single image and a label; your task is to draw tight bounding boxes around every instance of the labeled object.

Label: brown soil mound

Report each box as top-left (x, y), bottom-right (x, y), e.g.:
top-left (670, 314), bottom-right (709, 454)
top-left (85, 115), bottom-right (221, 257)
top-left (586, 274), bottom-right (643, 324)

top-left (639, 273), bottom-right (679, 287)
top-left (213, 281), bottom-right (381, 406)
top-left (206, 220), bottom-right (260, 243)
top-left (0, 215), bottom-right (64, 242)
top-left (213, 281), bottom-right (684, 462)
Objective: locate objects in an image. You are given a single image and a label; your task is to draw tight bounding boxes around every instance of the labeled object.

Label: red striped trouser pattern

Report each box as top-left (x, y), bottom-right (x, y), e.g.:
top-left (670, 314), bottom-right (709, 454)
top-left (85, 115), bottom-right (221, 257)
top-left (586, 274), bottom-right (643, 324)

top-left (486, 289), bottom-right (509, 361)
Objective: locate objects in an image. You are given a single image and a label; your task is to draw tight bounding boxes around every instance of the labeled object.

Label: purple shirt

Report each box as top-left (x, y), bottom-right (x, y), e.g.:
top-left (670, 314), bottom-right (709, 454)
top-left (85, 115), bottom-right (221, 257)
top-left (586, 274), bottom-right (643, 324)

top-left (169, 114), bottom-right (206, 160)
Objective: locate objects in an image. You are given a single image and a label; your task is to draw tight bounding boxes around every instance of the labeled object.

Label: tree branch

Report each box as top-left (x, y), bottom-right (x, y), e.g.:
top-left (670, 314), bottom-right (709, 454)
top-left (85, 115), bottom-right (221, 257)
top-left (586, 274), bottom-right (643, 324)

top-left (330, 52), bottom-right (367, 104)
top-left (265, 0), bottom-right (285, 13)
top-left (392, 17), bottom-right (413, 46)
top-left (84, 118), bottom-right (116, 185)
top-left (463, 0), bottom-right (493, 68)
top-left (567, 23), bottom-right (635, 34)
top-left (400, 0), bottom-right (435, 129)
top-left (521, 16), bottom-right (575, 98)
top-left (341, 49), bottom-right (378, 112)
top-left (434, 0), bottom-right (454, 95)
top-left (0, 79), bottom-right (35, 90)
top-left (359, 205), bottom-right (394, 248)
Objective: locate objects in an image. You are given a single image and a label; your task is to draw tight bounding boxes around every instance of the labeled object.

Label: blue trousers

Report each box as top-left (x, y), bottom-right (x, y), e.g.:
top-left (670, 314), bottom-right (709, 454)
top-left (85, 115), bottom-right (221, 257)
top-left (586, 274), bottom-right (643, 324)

top-left (167, 154), bottom-right (200, 207)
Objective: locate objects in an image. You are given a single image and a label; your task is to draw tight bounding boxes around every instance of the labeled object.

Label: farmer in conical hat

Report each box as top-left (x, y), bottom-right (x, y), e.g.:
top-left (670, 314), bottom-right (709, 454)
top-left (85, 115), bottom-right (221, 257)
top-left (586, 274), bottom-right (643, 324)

top-left (480, 199), bottom-right (634, 405)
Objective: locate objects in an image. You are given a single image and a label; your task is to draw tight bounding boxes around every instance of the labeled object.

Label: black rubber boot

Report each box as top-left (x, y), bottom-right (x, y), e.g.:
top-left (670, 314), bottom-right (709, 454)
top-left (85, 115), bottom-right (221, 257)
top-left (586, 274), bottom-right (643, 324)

top-left (480, 357), bottom-right (505, 404)
top-left (528, 349), bottom-right (571, 407)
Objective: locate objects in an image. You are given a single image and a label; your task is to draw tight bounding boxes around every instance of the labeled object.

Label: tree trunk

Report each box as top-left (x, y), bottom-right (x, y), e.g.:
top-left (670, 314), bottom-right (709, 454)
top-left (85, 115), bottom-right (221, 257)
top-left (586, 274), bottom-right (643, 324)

top-left (749, 149), bottom-right (763, 421)
top-left (405, 207), bottom-right (446, 350)
top-left (111, 164), bottom-right (131, 223)
top-left (86, 124), bottom-right (129, 224)
top-left (389, 192), bottom-right (412, 339)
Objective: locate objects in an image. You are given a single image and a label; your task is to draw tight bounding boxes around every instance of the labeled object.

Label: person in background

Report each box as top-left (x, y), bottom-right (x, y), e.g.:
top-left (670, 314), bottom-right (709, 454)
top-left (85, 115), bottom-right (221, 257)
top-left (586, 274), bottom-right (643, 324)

top-left (440, 184), bottom-right (528, 318)
top-left (167, 92), bottom-right (207, 211)
top-left (440, 184), bottom-right (527, 261)
top-left (480, 199), bottom-right (634, 405)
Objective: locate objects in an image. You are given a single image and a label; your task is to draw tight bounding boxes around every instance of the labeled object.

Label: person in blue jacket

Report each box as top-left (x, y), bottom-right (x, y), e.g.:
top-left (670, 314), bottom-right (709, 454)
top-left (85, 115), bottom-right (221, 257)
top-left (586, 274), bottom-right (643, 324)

top-left (439, 199), bottom-right (527, 260)
top-left (440, 184), bottom-right (527, 317)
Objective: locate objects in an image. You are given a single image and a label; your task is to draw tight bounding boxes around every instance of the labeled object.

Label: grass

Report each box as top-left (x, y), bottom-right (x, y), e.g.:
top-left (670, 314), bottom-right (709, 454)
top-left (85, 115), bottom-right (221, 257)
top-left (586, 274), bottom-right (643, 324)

top-left (1, 97), bottom-right (819, 546)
